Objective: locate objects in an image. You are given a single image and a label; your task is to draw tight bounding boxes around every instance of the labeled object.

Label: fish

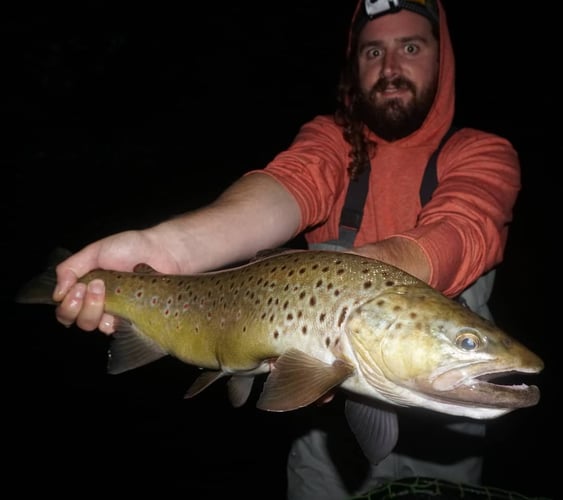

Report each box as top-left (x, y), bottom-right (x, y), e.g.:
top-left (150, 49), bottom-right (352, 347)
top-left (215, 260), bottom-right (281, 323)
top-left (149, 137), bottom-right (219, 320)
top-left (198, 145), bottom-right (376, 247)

top-left (15, 248), bottom-right (544, 464)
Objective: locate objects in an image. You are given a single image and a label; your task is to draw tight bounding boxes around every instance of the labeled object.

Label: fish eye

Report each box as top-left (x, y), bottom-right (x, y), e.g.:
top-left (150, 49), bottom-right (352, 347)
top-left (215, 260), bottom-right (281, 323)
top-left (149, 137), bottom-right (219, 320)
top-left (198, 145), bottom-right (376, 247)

top-left (455, 330), bottom-right (481, 351)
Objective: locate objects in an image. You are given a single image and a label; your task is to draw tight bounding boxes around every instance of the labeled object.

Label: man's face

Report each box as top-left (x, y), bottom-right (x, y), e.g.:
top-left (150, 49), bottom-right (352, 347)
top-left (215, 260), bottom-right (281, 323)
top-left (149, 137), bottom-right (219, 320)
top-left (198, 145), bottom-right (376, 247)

top-left (356, 9), bottom-right (439, 141)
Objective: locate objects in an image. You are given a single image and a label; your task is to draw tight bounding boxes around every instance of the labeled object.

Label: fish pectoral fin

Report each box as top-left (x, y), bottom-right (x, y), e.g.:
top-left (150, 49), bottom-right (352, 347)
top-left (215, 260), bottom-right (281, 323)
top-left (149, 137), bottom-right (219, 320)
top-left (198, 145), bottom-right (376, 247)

top-left (184, 370), bottom-right (225, 399)
top-left (227, 375), bottom-right (255, 408)
top-left (107, 320), bottom-right (169, 374)
top-left (344, 398), bottom-right (399, 465)
top-left (256, 348), bottom-right (354, 412)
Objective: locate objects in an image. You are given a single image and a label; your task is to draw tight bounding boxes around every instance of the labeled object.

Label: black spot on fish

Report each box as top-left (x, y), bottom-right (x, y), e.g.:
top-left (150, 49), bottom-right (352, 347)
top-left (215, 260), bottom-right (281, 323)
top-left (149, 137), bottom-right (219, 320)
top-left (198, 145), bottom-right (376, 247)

top-left (316, 280), bottom-right (323, 288)
top-left (337, 268), bottom-right (345, 275)
top-left (301, 325), bottom-right (307, 334)
top-left (363, 281), bottom-right (372, 289)
top-left (410, 312), bottom-right (418, 319)
top-left (385, 280), bottom-right (395, 287)
top-left (274, 330), bottom-right (280, 339)
top-left (310, 296), bottom-right (317, 306)
top-left (299, 291), bottom-right (306, 300)
top-left (319, 313), bottom-right (326, 323)
top-left (377, 299), bottom-right (385, 306)
top-left (287, 313), bottom-right (294, 321)
top-left (395, 323), bottom-right (402, 329)
top-left (325, 337), bottom-right (331, 347)
top-left (338, 307), bottom-right (348, 327)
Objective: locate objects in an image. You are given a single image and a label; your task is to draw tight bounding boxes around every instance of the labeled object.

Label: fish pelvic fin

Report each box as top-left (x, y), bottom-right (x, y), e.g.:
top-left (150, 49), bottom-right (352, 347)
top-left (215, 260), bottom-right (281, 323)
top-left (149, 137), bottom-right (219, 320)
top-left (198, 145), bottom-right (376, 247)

top-left (344, 398), bottom-right (399, 465)
top-left (185, 373), bottom-right (254, 407)
top-left (256, 348), bottom-right (355, 412)
top-left (107, 320), bottom-right (169, 374)
top-left (227, 375), bottom-right (256, 408)
top-left (184, 370), bottom-right (225, 399)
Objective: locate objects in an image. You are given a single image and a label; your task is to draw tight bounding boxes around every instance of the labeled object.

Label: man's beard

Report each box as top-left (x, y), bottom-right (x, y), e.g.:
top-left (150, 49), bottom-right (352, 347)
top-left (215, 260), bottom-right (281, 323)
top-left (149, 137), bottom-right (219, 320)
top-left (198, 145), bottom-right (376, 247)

top-left (356, 75), bottom-right (437, 141)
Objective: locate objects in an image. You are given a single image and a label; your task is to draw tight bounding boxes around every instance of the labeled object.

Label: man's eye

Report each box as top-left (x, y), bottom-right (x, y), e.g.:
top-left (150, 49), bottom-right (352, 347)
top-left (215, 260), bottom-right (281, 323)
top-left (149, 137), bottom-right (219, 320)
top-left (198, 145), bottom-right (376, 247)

top-left (404, 44), bottom-right (419, 54)
top-left (367, 48), bottom-right (382, 58)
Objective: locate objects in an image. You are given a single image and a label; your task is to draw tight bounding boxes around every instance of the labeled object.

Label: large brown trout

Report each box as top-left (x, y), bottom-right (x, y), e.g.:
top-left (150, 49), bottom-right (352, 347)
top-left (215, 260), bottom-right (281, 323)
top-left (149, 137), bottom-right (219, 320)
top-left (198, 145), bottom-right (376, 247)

top-left (16, 249), bottom-right (543, 463)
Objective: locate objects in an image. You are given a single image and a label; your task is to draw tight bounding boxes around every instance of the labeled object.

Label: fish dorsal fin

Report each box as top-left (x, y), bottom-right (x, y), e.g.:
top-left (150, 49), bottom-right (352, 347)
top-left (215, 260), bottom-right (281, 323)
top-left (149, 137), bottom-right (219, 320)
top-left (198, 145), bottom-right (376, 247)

top-left (184, 370), bottom-right (225, 399)
top-left (227, 375), bottom-right (255, 408)
top-left (107, 320), bottom-right (169, 374)
top-left (344, 398), bottom-right (399, 465)
top-left (256, 348), bottom-right (355, 412)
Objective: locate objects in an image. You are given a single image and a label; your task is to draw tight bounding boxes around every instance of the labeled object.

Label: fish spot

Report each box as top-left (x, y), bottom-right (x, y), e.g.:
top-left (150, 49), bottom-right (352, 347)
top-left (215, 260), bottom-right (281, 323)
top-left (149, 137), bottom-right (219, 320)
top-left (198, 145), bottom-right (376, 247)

top-left (322, 266), bottom-right (329, 273)
top-left (283, 300), bottom-right (289, 310)
top-left (337, 268), bottom-right (345, 275)
top-left (288, 270), bottom-right (295, 277)
top-left (269, 314), bottom-right (275, 323)
top-left (115, 287), bottom-right (122, 295)
top-left (363, 281), bottom-right (372, 289)
top-left (410, 312), bottom-right (417, 319)
top-left (395, 323), bottom-right (402, 329)
top-left (297, 310), bottom-right (303, 318)
top-left (315, 280), bottom-right (323, 288)
top-left (385, 280), bottom-right (395, 287)
top-left (393, 305), bottom-right (402, 312)
top-left (299, 291), bottom-right (306, 300)
top-left (301, 325), bottom-right (307, 334)
top-left (268, 297), bottom-right (273, 306)
top-left (319, 313), bottom-right (326, 323)
top-left (337, 307), bottom-right (348, 327)
top-left (325, 337), bottom-right (331, 347)
top-left (183, 303), bottom-right (190, 310)
top-left (136, 290), bottom-right (144, 298)
top-left (312, 264), bottom-right (319, 270)
top-left (274, 330), bottom-right (280, 339)
top-left (334, 289), bottom-right (340, 297)
top-left (377, 299), bottom-right (385, 306)
top-left (164, 309), bottom-right (170, 316)
top-left (298, 267), bottom-right (306, 275)
top-left (327, 283), bottom-right (333, 290)
top-left (151, 297), bottom-right (159, 306)
top-left (309, 296), bottom-right (317, 306)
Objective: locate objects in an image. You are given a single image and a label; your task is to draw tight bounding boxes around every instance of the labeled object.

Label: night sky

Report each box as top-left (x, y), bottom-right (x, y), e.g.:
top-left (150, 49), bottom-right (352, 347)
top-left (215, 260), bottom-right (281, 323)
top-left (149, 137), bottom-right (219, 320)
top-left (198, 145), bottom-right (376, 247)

top-left (5, 2), bottom-right (553, 498)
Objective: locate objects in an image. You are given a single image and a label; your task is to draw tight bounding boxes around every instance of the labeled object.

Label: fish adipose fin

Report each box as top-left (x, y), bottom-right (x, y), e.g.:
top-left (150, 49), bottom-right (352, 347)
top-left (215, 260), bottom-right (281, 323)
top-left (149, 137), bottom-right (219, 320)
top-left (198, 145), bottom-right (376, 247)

top-left (256, 348), bottom-right (355, 411)
top-left (107, 321), bottom-right (169, 374)
top-left (345, 398), bottom-right (399, 465)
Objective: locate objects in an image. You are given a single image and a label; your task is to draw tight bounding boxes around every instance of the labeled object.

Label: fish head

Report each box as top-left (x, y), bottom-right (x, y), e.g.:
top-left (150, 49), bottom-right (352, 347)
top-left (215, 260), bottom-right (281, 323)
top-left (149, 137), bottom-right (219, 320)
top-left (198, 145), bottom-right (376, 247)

top-left (346, 284), bottom-right (544, 419)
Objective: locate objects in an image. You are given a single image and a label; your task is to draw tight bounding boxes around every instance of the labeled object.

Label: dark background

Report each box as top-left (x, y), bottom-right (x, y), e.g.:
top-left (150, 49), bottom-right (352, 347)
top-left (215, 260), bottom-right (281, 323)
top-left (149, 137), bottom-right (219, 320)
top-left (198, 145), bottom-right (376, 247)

top-left (5, 1), bottom-right (554, 498)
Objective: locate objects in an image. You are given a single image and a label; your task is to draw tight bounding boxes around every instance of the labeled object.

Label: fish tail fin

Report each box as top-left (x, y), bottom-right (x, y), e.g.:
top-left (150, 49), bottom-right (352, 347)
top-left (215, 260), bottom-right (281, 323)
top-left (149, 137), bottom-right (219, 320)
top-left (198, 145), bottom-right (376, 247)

top-left (15, 247), bottom-right (73, 305)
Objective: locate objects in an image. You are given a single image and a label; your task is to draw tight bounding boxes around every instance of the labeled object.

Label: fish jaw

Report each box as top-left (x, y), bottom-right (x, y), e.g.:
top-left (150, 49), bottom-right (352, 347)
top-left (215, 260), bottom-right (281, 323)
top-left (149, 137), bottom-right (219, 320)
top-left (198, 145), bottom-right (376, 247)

top-left (346, 286), bottom-right (544, 419)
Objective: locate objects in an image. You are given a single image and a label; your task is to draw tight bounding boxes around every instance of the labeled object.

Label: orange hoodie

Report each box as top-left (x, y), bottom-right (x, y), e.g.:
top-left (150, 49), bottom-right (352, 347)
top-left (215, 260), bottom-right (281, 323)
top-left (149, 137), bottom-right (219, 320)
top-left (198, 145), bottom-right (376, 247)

top-left (247, 0), bottom-right (520, 298)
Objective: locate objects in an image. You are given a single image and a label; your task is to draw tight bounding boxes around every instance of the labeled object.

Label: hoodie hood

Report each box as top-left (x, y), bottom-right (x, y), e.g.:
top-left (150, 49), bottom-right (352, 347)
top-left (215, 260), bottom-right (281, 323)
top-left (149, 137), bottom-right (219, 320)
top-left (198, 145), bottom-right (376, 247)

top-left (348, 0), bottom-right (455, 146)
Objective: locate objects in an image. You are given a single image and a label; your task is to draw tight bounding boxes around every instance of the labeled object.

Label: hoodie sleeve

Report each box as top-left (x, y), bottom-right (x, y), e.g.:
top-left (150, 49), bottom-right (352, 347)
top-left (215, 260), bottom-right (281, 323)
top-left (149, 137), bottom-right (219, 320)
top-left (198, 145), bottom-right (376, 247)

top-left (400, 127), bottom-right (521, 297)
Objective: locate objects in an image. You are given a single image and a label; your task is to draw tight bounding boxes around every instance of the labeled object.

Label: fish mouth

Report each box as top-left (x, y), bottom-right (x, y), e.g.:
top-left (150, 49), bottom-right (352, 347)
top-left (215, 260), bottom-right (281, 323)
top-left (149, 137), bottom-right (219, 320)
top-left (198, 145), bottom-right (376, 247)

top-left (424, 366), bottom-right (542, 409)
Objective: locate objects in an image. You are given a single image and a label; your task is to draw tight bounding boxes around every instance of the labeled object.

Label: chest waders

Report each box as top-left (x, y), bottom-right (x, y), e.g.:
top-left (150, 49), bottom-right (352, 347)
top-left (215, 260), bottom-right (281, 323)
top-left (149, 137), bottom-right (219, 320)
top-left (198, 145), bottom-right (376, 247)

top-left (309, 126), bottom-right (496, 321)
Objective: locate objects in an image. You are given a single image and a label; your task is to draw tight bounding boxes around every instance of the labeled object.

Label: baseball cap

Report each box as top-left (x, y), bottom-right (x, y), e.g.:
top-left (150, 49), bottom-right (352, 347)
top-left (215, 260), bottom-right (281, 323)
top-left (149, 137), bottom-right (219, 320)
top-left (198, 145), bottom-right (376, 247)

top-left (352, 0), bottom-right (440, 34)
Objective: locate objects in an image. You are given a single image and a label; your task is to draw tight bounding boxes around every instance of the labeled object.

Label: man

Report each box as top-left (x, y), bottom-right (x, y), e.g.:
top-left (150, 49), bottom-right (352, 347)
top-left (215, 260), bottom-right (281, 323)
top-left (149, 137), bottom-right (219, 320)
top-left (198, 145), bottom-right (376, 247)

top-left (52, 1), bottom-right (520, 498)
